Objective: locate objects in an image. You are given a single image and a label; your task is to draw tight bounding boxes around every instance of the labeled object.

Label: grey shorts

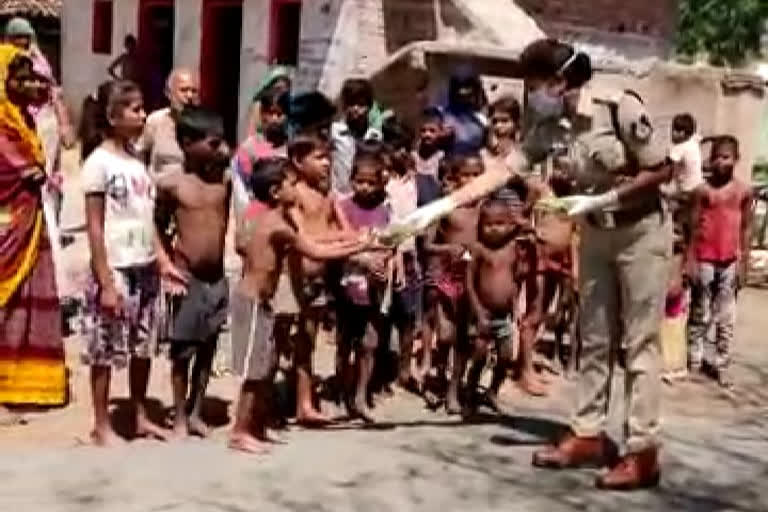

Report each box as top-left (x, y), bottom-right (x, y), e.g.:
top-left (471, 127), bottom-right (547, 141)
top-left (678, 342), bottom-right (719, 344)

top-left (230, 292), bottom-right (276, 381)
top-left (488, 315), bottom-right (514, 361)
top-left (167, 276), bottom-right (228, 357)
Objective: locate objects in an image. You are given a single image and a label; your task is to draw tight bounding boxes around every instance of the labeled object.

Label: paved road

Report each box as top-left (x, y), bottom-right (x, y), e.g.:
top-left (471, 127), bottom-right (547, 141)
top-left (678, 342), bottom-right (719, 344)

top-left (1, 150), bottom-right (765, 511)
top-left (1, 288), bottom-right (767, 511)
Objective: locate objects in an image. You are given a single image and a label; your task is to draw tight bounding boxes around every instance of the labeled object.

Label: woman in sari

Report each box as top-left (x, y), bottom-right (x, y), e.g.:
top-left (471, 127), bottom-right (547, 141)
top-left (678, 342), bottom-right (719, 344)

top-left (5, 17), bottom-right (74, 227)
top-left (0, 44), bottom-right (65, 412)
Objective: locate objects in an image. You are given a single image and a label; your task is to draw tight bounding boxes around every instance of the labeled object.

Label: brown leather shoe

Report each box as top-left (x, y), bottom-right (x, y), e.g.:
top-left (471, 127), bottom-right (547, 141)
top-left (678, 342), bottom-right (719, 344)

top-left (532, 431), bottom-right (618, 469)
top-left (595, 447), bottom-right (661, 491)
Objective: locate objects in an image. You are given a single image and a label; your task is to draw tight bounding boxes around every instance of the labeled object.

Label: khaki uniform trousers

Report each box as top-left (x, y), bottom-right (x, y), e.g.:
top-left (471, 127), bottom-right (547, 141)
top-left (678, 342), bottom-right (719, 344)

top-left (571, 210), bottom-right (672, 452)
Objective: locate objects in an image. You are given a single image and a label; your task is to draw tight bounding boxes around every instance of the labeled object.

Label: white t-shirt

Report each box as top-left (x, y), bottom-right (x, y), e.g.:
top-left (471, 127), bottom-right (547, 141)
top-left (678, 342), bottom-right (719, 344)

top-left (81, 146), bottom-right (156, 269)
top-left (668, 135), bottom-right (703, 194)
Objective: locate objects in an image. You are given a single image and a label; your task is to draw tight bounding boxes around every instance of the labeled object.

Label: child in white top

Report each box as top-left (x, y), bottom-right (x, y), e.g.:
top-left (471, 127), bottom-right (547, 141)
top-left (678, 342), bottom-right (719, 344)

top-left (669, 113), bottom-right (703, 194)
top-left (82, 81), bottom-right (185, 446)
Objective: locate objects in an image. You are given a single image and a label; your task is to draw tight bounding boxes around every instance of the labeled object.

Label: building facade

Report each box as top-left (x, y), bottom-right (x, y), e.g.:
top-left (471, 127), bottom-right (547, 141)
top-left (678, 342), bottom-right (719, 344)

top-left (61, 0), bottom-right (548, 140)
top-left (62, 0), bottom-right (303, 141)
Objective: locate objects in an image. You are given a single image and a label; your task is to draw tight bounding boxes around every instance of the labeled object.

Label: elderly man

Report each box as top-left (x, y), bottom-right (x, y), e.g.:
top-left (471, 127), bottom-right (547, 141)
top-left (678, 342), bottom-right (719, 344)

top-left (140, 68), bottom-right (201, 180)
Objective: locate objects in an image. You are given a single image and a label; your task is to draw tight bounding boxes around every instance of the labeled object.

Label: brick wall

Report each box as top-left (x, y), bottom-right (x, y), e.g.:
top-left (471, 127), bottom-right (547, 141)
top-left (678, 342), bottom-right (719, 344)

top-left (516, 0), bottom-right (678, 40)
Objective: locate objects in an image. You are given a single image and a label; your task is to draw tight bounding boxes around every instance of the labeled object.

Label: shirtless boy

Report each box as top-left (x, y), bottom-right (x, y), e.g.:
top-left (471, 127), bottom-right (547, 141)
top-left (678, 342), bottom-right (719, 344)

top-left (465, 198), bottom-right (537, 412)
top-left (423, 155), bottom-right (484, 413)
top-left (287, 135), bottom-right (352, 425)
top-left (229, 158), bottom-right (369, 453)
top-left (155, 106), bottom-right (232, 437)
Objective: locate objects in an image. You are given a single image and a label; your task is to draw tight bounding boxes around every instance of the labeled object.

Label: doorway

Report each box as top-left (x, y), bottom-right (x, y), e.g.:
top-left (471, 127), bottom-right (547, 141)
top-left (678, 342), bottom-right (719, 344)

top-left (201, 0), bottom-right (243, 144)
top-left (138, 0), bottom-right (175, 112)
top-left (270, 0), bottom-right (302, 66)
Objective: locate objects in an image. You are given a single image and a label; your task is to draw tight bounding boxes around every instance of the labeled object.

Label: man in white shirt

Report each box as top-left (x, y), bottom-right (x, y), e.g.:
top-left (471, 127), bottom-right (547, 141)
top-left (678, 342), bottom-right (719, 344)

top-left (139, 69), bottom-right (201, 180)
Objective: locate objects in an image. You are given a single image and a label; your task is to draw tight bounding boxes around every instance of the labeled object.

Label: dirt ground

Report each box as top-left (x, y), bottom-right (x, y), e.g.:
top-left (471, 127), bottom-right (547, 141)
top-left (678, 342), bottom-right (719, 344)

top-left (0, 151), bottom-right (766, 511)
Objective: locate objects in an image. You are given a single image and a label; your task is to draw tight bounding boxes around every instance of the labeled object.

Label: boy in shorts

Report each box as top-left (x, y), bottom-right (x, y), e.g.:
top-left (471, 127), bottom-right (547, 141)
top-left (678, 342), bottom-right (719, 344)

top-left (286, 135), bottom-right (353, 425)
top-left (155, 106), bottom-right (232, 437)
top-left (229, 158), bottom-right (370, 453)
top-left (465, 198), bottom-right (539, 412)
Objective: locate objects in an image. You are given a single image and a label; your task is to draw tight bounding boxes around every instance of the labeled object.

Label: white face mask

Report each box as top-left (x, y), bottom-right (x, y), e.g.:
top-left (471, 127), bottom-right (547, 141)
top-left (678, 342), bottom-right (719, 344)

top-left (521, 88), bottom-right (568, 164)
top-left (526, 87), bottom-right (565, 122)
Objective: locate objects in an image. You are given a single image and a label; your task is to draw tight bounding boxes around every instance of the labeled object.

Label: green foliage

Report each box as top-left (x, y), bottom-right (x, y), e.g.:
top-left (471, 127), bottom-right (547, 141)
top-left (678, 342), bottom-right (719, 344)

top-left (676, 0), bottom-right (768, 66)
top-left (754, 161), bottom-right (768, 186)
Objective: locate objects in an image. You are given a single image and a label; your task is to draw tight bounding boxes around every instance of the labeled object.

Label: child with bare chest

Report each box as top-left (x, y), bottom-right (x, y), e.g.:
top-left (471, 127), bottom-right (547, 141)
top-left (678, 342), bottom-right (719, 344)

top-left (422, 155), bottom-right (483, 413)
top-left (465, 199), bottom-right (534, 413)
top-left (229, 158), bottom-right (369, 453)
top-left (286, 136), bottom-right (353, 425)
top-left (154, 107), bottom-right (232, 438)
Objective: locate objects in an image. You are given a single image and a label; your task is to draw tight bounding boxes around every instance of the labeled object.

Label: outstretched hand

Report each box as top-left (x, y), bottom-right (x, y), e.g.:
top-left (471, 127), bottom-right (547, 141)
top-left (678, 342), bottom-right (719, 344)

top-left (160, 260), bottom-right (189, 296)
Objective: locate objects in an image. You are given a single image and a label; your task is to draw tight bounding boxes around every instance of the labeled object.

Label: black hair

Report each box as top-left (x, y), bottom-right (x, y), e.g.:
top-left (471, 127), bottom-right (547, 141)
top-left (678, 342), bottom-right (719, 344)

top-left (259, 88), bottom-right (287, 111)
top-left (288, 91), bottom-right (337, 136)
top-left (710, 135), bottom-right (740, 158)
top-left (79, 80), bottom-right (114, 159)
top-left (176, 105), bottom-right (224, 146)
top-left (480, 197), bottom-right (512, 215)
top-left (519, 38), bottom-right (592, 89)
top-left (672, 113), bottom-right (696, 138)
top-left (250, 157), bottom-right (292, 204)
top-left (287, 134), bottom-right (328, 163)
top-left (489, 95), bottom-right (521, 125)
top-left (340, 78), bottom-right (374, 108)
top-left (351, 142), bottom-right (386, 179)
top-left (421, 106), bottom-right (444, 125)
top-left (125, 34), bottom-right (137, 48)
top-left (448, 74), bottom-right (487, 109)
top-left (451, 153), bottom-right (485, 175)
top-left (381, 116), bottom-right (414, 152)
top-left (104, 80), bottom-right (142, 135)
top-left (6, 52), bottom-right (33, 78)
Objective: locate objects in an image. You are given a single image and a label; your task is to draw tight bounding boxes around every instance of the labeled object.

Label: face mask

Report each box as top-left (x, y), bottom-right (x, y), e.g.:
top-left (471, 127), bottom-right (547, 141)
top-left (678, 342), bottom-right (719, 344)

top-left (526, 88), bottom-right (565, 122)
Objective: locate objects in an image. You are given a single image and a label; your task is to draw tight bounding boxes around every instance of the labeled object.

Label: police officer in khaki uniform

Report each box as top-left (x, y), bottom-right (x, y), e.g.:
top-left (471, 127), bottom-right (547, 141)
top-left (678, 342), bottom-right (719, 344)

top-left (414, 40), bottom-right (674, 491)
top-left (529, 90), bottom-right (672, 490)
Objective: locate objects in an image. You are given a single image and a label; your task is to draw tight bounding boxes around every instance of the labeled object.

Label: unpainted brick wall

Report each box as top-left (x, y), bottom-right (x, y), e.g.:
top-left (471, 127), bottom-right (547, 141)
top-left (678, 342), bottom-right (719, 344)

top-left (516, 0), bottom-right (678, 39)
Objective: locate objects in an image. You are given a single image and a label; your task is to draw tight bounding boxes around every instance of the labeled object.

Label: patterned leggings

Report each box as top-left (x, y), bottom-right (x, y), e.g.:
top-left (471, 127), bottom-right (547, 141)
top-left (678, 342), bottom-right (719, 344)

top-left (687, 261), bottom-right (736, 369)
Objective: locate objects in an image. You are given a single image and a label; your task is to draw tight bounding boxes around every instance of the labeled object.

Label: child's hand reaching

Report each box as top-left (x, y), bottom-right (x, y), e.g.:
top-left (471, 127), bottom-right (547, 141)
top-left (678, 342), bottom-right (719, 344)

top-left (160, 260), bottom-right (189, 296)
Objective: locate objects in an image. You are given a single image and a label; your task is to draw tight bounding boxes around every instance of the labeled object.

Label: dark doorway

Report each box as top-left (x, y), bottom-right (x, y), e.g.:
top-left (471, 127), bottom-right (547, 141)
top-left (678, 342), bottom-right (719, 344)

top-left (138, 0), bottom-right (175, 112)
top-left (270, 0), bottom-right (301, 66)
top-left (201, 0), bottom-right (243, 144)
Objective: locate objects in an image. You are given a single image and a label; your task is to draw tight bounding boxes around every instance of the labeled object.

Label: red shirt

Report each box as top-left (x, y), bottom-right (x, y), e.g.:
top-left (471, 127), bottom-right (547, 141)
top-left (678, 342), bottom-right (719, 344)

top-left (694, 180), bottom-right (749, 263)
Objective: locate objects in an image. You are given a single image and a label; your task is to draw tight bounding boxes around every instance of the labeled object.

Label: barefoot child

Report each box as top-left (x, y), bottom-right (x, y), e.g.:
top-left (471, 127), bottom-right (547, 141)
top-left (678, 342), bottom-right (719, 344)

top-left (687, 135), bottom-right (752, 388)
top-left (82, 81), bottom-right (184, 445)
top-left (336, 149), bottom-right (393, 421)
top-left (465, 198), bottom-right (533, 412)
top-left (155, 106), bottom-right (231, 437)
top-left (382, 120), bottom-right (423, 391)
top-left (422, 155), bottom-right (484, 413)
top-left (229, 158), bottom-right (369, 453)
top-left (286, 135), bottom-right (352, 425)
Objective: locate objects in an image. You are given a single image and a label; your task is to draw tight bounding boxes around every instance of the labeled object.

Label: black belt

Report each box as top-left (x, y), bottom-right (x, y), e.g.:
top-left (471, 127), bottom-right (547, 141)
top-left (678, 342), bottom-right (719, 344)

top-left (587, 200), bottom-right (661, 229)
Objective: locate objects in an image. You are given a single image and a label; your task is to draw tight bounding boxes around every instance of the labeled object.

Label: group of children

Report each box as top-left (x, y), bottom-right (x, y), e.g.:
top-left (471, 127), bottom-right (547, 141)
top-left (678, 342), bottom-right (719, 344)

top-left (79, 72), bottom-right (751, 454)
